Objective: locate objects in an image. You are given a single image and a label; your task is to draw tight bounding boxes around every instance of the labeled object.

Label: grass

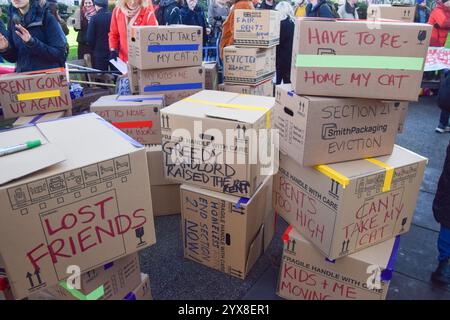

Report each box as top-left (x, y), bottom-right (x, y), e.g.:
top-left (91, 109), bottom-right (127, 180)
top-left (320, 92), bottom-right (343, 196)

top-left (67, 26), bottom-right (79, 61)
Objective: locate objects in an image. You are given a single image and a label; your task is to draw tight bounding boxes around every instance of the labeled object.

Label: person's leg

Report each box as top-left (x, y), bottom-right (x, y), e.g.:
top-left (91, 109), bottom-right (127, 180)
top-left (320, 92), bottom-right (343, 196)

top-left (436, 110), bottom-right (450, 133)
top-left (432, 225), bottom-right (450, 285)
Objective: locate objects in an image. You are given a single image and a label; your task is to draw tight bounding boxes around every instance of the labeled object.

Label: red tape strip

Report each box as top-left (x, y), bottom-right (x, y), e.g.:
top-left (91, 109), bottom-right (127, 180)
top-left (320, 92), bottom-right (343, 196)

top-left (112, 120), bottom-right (153, 129)
top-left (282, 225), bottom-right (292, 243)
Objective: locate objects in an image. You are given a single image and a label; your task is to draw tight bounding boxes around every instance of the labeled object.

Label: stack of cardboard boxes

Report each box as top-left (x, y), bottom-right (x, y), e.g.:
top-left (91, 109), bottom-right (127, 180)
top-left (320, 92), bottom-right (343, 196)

top-left (0, 68), bottom-right (72, 128)
top-left (159, 89), bottom-right (277, 279)
top-left (218, 10), bottom-right (280, 97)
top-left (0, 113), bottom-right (156, 300)
top-left (367, 3), bottom-right (416, 22)
top-left (273, 18), bottom-right (431, 300)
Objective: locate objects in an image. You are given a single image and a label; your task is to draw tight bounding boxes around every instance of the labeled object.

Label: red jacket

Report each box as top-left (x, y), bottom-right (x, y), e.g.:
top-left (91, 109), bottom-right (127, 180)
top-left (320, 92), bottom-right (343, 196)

top-left (428, 2), bottom-right (450, 47)
top-left (109, 5), bottom-right (158, 62)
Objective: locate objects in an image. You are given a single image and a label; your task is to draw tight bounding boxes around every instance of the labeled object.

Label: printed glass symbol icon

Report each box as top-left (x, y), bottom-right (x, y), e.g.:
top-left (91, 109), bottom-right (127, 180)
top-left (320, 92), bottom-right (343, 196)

top-left (400, 217), bottom-right (407, 232)
top-left (418, 30), bottom-right (427, 45)
top-left (135, 227), bottom-right (145, 245)
top-left (14, 188), bottom-right (26, 204)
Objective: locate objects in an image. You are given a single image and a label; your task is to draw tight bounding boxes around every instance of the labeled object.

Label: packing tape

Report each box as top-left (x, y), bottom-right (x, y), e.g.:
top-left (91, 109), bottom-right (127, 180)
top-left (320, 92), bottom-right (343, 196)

top-left (282, 225), bottom-right (293, 243)
top-left (147, 44), bottom-right (200, 53)
top-left (380, 235), bottom-right (401, 281)
top-left (29, 113), bottom-right (45, 124)
top-left (16, 89), bottom-right (61, 101)
top-left (315, 157), bottom-right (394, 191)
top-left (182, 97), bottom-right (271, 129)
top-left (295, 55), bottom-right (424, 70)
top-left (112, 120), bottom-right (153, 129)
top-left (143, 83), bottom-right (203, 92)
top-left (96, 117), bottom-right (144, 148)
top-left (235, 197), bottom-right (249, 209)
top-left (124, 291), bottom-right (137, 300)
top-left (365, 157), bottom-right (394, 192)
top-left (59, 281), bottom-right (105, 300)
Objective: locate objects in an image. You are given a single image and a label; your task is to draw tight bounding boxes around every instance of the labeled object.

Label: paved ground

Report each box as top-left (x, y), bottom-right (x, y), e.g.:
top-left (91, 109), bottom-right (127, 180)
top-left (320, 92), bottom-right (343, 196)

top-left (139, 96), bottom-right (450, 300)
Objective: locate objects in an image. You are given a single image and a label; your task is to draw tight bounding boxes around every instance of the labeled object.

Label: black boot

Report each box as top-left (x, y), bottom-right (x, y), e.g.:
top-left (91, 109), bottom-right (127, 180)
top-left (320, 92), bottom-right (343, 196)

top-left (431, 259), bottom-right (450, 285)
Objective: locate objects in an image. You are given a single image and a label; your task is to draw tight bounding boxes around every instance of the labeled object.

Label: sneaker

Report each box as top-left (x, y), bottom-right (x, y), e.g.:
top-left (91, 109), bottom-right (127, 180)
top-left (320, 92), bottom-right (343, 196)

top-left (431, 259), bottom-right (450, 286)
top-left (435, 125), bottom-right (450, 133)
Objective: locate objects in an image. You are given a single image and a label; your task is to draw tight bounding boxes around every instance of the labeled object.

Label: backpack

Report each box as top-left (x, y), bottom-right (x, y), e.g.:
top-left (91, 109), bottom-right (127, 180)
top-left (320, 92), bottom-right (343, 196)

top-left (317, 0), bottom-right (340, 18)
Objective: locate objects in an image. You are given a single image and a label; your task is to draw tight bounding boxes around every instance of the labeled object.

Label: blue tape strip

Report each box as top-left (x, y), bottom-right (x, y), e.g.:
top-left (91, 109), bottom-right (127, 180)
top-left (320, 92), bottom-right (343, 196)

top-left (144, 83), bottom-right (203, 92)
top-left (381, 235), bottom-right (401, 281)
top-left (96, 117), bottom-right (144, 148)
top-left (29, 113), bottom-right (45, 124)
top-left (147, 44), bottom-right (199, 53)
top-left (116, 97), bottom-right (164, 102)
top-left (288, 90), bottom-right (294, 97)
top-left (103, 262), bottom-right (114, 270)
top-left (123, 292), bottom-right (136, 300)
top-left (325, 258), bottom-right (336, 263)
top-left (235, 197), bottom-right (249, 209)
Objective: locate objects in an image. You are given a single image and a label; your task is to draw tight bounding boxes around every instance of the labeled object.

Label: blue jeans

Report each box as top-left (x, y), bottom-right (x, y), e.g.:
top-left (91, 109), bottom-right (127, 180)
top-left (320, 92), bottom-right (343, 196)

top-left (439, 110), bottom-right (450, 127)
top-left (438, 225), bottom-right (450, 261)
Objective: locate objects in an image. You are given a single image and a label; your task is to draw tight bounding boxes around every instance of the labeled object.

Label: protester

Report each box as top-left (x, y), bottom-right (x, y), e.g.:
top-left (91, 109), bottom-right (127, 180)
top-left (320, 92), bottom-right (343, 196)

top-left (219, 0), bottom-right (254, 59)
top-left (294, 0), bottom-right (306, 16)
top-left (87, 0), bottom-right (111, 70)
top-left (0, 0), bottom-right (67, 72)
top-left (306, 0), bottom-right (335, 17)
top-left (338, 0), bottom-right (358, 19)
top-left (75, 0), bottom-right (96, 59)
top-left (256, 0), bottom-right (276, 9)
top-left (428, 0), bottom-right (450, 47)
top-left (47, 0), bottom-right (70, 35)
top-left (181, 0), bottom-right (208, 45)
top-left (109, 0), bottom-right (158, 63)
top-left (432, 72), bottom-right (450, 285)
top-left (155, 0), bottom-right (182, 24)
top-left (275, 1), bottom-right (294, 85)
top-left (208, 0), bottom-right (229, 38)
top-left (415, 0), bottom-right (430, 23)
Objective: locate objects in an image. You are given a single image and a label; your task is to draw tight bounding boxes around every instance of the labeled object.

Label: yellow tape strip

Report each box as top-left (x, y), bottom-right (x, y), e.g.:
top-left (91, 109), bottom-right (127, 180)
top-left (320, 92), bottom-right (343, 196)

top-left (365, 158), bottom-right (394, 192)
top-left (314, 164), bottom-right (350, 189)
top-left (183, 97), bottom-right (271, 128)
top-left (17, 89), bottom-right (61, 101)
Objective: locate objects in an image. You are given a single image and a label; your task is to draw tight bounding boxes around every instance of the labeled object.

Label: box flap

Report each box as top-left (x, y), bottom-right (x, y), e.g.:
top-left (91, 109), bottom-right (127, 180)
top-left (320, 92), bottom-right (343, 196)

top-left (0, 126), bottom-right (66, 185)
top-left (91, 94), bottom-right (164, 107)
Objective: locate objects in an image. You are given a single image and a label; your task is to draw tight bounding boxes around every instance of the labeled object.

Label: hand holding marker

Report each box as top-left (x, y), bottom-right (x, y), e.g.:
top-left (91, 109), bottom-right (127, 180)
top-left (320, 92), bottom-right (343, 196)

top-left (0, 140), bottom-right (41, 157)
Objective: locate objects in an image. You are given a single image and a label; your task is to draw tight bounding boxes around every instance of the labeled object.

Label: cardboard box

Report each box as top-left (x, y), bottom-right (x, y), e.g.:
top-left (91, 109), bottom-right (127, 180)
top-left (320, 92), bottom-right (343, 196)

top-left (0, 113), bottom-right (156, 299)
top-left (396, 102), bottom-right (408, 133)
top-left (277, 226), bottom-right (398, 300)
top-left (0, 68), bottom-right (72, 119)
top-left (273, 147), bottom-right (427, 259)
top-left (218, 79), bottom-right (274, 97)
top-left (146, 145), bottom-right (181, 216)
top-left (90, 94), bottom-right (165, 145)
top-left (128, 65), bottom-right (204, 105)
top-left (123, 273), bottom-right (152, 300)
top-left (43, 253), bottom-right (141, 300)
top-left (128, 25), bottom-right (203, 70)
top-left (203, 62), bottom-right (218, 90)
top-left (181, 176), bottom-right (275, 279)
top-left (274, 84), bottom-right (399, 166)
top-left (367, 5), bottom-right (416, 23)
top-left (234, 9), bottom-right (281, 47)
top-left (13, 110), bottom-right (71, 127)
top-left (160, 90), bottom-right (277, 197)
top-left (291, 18), bottom-right (431, 101)
top-left (223, 46), bottom-right (275, 85)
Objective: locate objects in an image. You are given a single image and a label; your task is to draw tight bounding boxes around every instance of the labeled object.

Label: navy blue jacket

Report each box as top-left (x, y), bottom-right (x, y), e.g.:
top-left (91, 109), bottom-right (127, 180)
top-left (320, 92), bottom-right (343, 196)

top-left (306, 0), bottom-right (334, 18)
top-left (0, 0), bottom-right (67, 72)
top-left (180, 5), bottom-right (207, 45)
top-left (156, 0), bottom-right (182, 25)
top-left (86, 8), bottom-right (111, 58)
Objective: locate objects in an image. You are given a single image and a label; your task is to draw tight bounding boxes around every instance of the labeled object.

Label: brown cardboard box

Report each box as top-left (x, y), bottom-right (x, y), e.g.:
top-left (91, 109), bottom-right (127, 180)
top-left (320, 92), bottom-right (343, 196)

top-left (203, 62), bottom-right (218, 90)
top-left (181, 175), bottom-right (275, 279)
top-left (234, 9), bottom-right (280, 47)
top-left (124, 273), bottom-right (152, 300)
top-left (160, 90), bottom-right (277, 197)
top-left (146, 145), bottom-right (181, 216)
top-left (273, 147), bottom-right (427, 259)
top-left (0, 113), bottom-right (156, 299)
top-left (277, 226), bottom-right (398, 300)
top-left (128, 65), bottom-right (204, 105)
top-left (90, 94), bottom-right (165, 145)
top-left (13, 110), bottom-right (71, 127)
top-left (367, 5), bottom-right (416, 23)
top-left (291, 18), bottom-right (431, 101)
top-left (274, 84), bottom-right (399, 166)
top-left (0, 68), bottom-right (72, 119)
top-left (396, 102), bottom-right (409, 133)
top-left (223, 46), bottom-right (275, 85)
top-left (42, 253), bottom-right (141, 300)
top-left (218, 78), bottom-right (274, 97)
top-left (128, 25), bottom-right (203, 70)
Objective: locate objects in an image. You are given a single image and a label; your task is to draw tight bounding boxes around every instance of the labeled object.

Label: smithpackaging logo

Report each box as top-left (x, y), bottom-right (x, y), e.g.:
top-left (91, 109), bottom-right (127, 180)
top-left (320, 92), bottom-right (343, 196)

top-left (322, 123), bottom-right (388, 140)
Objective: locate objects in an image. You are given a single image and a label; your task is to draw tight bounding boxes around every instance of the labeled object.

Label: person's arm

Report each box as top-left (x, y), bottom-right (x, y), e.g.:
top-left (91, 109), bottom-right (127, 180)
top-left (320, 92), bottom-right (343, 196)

top-left (168, 6), bottom-right (182, 24)
top-left (305, 3), bottom-right (314, 17)
top-left (24, 14), bottom-right (67, 64)
top-left (337, 4), bottom-right (345, 18)
top-left (60, 20), bottom-right (70, 36)
top-left (433, 9), bottom-right (450, 29)
top-left (109, 8), bottom-right (120, 51)
top-left (319, 3), bottom-right (334, 18)
top-left (86, 15), bottom-right (95, 45)
top-left (1, 21), bottom-right (18, 63)
top-left (208, 4), bottom-right (214, 26)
